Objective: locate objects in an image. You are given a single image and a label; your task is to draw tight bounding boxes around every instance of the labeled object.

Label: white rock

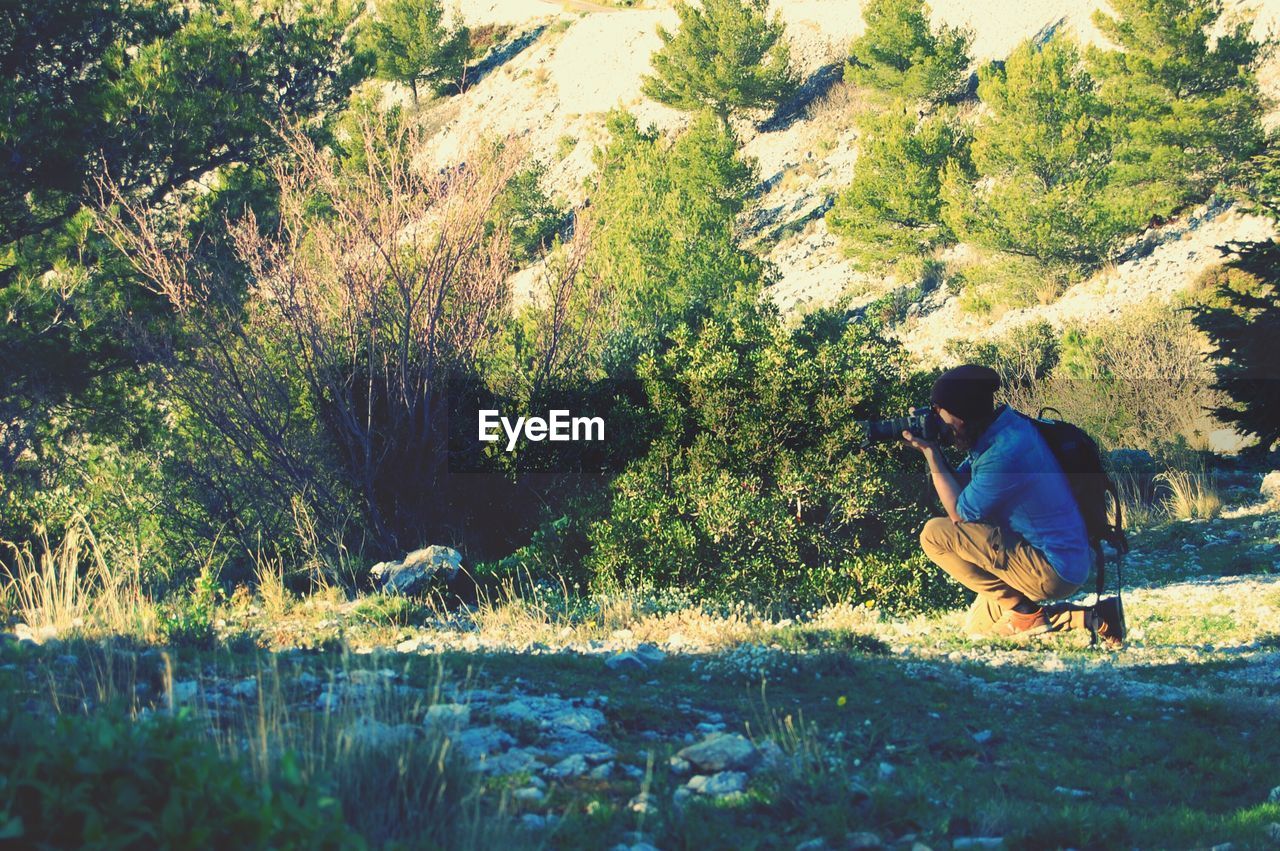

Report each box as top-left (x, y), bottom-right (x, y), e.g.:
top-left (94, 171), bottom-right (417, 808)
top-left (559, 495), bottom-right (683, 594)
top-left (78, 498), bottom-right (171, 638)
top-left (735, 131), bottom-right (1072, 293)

top-left (344, 717), bottom-right (419, 748)
top-left (424, 703), bottom-right (471, 730)
top-left (369, 545), bottom-right (463, 595)
top-left (675, 733), bottom-right (760, 772)
top-left (1261, 471), bottom-right (1280, 501)
top-left (231, 678), bottom-right (258, 699)
top-left (169, 680), bottom-right (199, 704)
top-left (687, 770), bottom-right (747, 797)
top-left (548, 753), bottom-right (589, 778)
top-left (605, 652), bottom-right (647, 672)
top-left (453, 725), bottom-right (515, 758)
top-left (477, 747), bottom-right (542, 776)
top-left (550, 707), bottom-right (606, 732)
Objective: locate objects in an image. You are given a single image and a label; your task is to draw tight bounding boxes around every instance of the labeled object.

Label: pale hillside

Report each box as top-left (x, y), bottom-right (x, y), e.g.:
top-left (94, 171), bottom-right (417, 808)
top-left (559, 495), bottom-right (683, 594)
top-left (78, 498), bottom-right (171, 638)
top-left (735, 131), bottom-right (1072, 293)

top-left (404, 0), bottom-right (1280, 361)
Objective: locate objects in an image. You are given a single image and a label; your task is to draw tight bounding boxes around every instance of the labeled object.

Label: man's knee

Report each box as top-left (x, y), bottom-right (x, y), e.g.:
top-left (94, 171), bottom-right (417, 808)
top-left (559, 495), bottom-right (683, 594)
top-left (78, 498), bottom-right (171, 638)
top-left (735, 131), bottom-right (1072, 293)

top-left (920, 516), bottom-right (954, 556)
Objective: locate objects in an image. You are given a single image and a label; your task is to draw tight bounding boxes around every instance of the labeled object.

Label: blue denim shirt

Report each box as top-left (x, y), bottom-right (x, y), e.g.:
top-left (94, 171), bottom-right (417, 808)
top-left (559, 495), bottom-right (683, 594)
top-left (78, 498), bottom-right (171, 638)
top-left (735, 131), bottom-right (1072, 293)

top-left (954, 405), bottom-right (1091, 585)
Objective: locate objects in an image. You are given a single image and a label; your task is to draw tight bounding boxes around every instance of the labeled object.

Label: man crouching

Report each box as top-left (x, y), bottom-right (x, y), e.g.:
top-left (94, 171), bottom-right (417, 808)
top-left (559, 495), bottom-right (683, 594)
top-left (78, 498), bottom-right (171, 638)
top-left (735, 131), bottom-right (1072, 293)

top-left (903, 364), bottom-right (1104, 639)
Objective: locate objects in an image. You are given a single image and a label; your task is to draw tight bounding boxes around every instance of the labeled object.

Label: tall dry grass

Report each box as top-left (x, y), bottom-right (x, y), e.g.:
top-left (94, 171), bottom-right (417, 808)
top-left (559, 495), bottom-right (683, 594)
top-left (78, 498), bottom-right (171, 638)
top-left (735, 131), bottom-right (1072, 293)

top-left (1155, 468), bottom-right (1223, 521)
top-left (1, 514), bottom-right (154, 637)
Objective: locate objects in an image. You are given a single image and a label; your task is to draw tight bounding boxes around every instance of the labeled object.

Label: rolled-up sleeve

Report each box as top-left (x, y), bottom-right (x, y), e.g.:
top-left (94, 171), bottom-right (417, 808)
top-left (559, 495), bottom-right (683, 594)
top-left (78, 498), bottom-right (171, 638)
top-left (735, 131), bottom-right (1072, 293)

top-left (955, 446), bottom-right (1023, 523)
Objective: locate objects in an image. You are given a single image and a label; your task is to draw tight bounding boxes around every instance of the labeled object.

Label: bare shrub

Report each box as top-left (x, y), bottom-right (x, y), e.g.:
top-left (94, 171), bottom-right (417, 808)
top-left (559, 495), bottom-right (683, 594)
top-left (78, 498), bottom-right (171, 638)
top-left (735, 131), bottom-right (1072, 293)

top-left (96, 112), bottom-right (592, 559)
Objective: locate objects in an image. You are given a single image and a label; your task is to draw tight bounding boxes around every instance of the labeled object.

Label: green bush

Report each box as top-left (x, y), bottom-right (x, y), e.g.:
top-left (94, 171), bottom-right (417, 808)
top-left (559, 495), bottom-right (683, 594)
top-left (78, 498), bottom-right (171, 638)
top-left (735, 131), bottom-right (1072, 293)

top-left (941, 35), bottom-right (1136, 265)
top-left (642, 0), bottom-right (798, 120)
top-left (826, 103), bottom-right (972, 271)
top-left (1088, 0), bottom-right (1268, 219)
top-left (846, 0), bottom-right (973, 103)
top-left (0, 710), bottom-right (359, 850)
top-left (585, 299), bottom-right (952, 612)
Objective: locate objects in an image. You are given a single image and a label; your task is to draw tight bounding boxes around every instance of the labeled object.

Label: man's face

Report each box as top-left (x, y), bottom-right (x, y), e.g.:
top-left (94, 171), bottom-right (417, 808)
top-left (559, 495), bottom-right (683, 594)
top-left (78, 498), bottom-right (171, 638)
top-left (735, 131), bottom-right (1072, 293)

top-left (935, 406), bottom-right (973, 451)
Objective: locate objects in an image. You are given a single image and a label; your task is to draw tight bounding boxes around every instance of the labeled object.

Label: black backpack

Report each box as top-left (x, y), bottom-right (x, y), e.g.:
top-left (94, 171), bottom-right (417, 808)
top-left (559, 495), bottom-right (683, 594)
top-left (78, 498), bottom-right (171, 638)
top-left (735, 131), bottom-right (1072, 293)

top-left (1020, 408), bottom-right (1129, 601)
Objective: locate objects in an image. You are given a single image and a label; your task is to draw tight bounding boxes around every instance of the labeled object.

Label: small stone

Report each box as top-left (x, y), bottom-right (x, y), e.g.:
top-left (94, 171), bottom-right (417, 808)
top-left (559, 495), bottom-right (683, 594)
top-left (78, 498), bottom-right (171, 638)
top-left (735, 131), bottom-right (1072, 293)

top-left (519, 813), bottom-right (548, 830)
top-left (878, 762), bottom-right (895, 780)
top-left (605, 652), bottom-right (647, 672)
top-left (550, 707), bottom-right (606, 732)
top-left (1053, 786), bottom-right (1090, 798)
top-left (424, 703), bottom-right (470, 730)
top-left (910, 844), bottom-right (934, 851)
top-left (972, 729), bottom-right (993, 744)
top-left (629, 791), bottom-right (658, 814)
top-left (634, 643), bottom-right (666, 665)
top-left (794, 840), bottom-right (828, 851)
top-left (169, 680), bottom-right (198, 704)
top-left (1269, 785), bottom-right (1280, 803)
top-left (512, 786), bottom-right (545, 803)
top-left (344, 717), bottom-right (419, 748)
top-left (588, 761), bottom-right (614, 780)
top-left (1266, 823), bottom-right (1280, 841)
top-left (844, 832), bottom-right (882, 850)
top-left (547, 753), bottom-right (589, 778)
top-left (669, 755), bottom-right (692, 774)
top-left (230, 678), bottom-right (257, 699)
top-left (453, 726), bottom-right (515, 758)
top-left (1209, 844), bottom-right (1233, 851)
top-left (477, 747), bottom-right (541, 776)
top-left (687, 770), bottom-right (747, 797)
top-left (676, 733), bottom-right (759, 772)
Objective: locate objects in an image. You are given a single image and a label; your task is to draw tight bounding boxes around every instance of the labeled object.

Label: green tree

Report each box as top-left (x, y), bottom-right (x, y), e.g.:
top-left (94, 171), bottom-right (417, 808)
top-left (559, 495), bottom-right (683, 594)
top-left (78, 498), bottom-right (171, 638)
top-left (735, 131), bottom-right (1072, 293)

top-left (364, 0), bottom-right (471, 102)
top-left (826, 102), bottom-right (972, 270)
top-left (582, 109), bottom-right (765, 369)
top-left (846, 0), bottom-right (972, 102)
top-left (0, 0), bottom-right (362, 557)
top-left (642, 0), bottom-right (797, 121)
top-left (941, 34), bottom-right (1132, 264)
top-left (1190, 148), bottom-right (1280, 452)
top-left (1088, 0), bottom-right (1269, 219)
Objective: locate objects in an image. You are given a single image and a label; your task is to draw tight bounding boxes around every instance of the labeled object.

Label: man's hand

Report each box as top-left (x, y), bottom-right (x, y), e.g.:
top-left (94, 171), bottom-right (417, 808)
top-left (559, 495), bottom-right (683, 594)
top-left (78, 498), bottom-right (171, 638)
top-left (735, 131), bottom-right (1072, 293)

top-left (901, 430), bottom-right (938, 454)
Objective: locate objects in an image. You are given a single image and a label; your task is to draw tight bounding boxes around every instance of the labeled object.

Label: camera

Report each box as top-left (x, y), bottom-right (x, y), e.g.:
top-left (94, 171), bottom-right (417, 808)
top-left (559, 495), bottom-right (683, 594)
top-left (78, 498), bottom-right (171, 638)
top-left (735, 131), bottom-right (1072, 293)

top-left (856, 407), bottom-right (952, 446)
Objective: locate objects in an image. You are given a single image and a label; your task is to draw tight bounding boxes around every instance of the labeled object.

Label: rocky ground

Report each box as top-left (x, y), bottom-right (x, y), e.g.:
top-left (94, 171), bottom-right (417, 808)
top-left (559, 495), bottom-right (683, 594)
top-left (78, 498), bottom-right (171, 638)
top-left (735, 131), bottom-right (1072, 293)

top-left (6, 476), bottom-right (1280, 849)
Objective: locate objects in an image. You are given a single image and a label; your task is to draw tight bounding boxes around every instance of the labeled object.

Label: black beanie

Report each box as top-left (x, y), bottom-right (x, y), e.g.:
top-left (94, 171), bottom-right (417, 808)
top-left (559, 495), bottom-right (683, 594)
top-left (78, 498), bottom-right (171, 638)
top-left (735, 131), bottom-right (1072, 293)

top-left (930, 364), bottom-right (1000, 421)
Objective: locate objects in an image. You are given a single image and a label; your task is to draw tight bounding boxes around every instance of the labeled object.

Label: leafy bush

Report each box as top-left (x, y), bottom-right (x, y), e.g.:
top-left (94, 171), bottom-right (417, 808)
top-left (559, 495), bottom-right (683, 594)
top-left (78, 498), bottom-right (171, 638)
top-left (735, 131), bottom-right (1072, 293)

top-left (642, 0), bottom-right (798, 120)
top-left (0, 710), bottom-right (358, 849)
top-left (585, 299), bottom-right (956, 612)
top-left (487, 160), bottom-right (569, 265)
top-left (156, 565), bottom-right (222, 648)
top-left (1088, 0), bottom-right (1268, 219)
top-left (950, 252), bottom-right (1077, 315)
top-left (826, 103), bottom-right (972, 272)
top-left (846, 0), bottom-right (973, 103)
top-left (941, 35), bottom-right (1135, 265)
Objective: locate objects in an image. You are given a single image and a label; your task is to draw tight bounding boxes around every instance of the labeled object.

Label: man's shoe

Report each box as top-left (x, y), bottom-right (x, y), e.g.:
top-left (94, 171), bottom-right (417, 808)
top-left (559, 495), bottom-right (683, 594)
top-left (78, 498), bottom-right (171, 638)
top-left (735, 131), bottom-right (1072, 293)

top-left (990, 606), bottom-right (1050, 638)
top-left (1088, 597), bottom-right (1126, 648)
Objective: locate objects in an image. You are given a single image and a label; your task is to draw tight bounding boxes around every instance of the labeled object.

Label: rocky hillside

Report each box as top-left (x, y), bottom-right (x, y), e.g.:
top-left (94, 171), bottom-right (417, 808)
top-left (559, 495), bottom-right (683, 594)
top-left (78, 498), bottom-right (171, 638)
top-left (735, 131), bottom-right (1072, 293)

top-left (405, 0), bottom-right (1280, 363)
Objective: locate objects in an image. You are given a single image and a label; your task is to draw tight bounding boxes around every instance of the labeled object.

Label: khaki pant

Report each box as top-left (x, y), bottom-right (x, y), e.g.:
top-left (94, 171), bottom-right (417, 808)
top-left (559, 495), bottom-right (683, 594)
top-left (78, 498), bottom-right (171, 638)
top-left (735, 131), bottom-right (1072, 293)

top-left (919, 517), bottom-right (1089, 636)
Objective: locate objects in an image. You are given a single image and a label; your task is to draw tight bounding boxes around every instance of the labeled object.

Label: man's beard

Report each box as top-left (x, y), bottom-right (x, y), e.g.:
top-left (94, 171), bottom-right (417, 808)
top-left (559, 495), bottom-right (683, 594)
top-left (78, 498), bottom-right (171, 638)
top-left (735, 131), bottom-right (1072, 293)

top-left (950, 422), bottom-right (975, 452)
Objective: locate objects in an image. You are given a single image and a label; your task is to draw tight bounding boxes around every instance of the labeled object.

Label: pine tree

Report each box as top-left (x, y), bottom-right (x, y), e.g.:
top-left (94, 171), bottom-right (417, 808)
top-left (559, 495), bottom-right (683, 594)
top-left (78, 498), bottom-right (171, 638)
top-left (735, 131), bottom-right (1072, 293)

top-left (1088, 0), bottom-right (1267, 219)
top-left (941, 34), bottom-right (1132, 264)
top-left (826, 102), bottom-right (971, 270)
top-left (366, 0), bottom-right (471, 103)
top-left (846, 0), bottom-right (972, 103)
top-left (642, 0), bottom-right (797, 121)
top-left (1190, 147), bottom-right (1280, 452)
